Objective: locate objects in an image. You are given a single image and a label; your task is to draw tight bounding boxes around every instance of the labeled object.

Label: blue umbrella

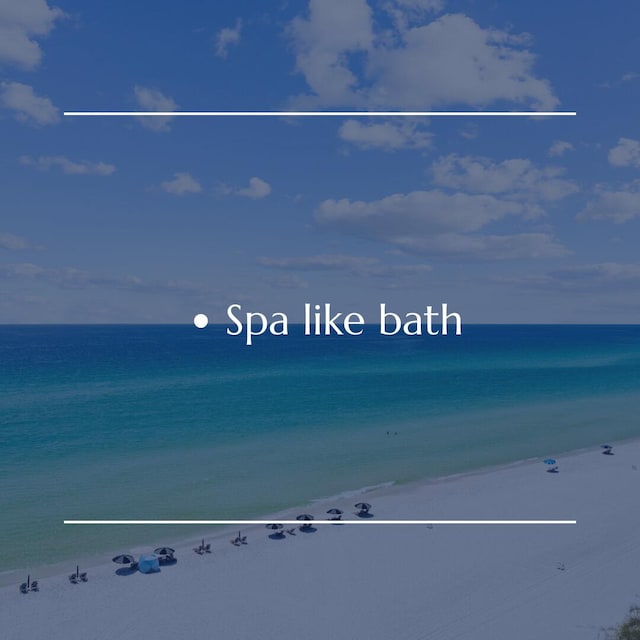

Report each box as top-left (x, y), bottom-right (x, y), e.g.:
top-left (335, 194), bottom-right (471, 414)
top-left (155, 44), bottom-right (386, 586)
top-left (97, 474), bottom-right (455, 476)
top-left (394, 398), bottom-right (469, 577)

top-left (544, 459), bottom-right (557, 465)
top-left (601, 444), bottom-right (612, 449)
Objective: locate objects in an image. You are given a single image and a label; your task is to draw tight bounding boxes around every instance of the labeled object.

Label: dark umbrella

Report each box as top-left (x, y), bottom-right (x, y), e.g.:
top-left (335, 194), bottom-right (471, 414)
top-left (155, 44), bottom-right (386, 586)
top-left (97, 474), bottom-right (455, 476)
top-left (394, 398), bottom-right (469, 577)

top-left (112, 554), bottom-right (135, 565)
top-left (296, 514), bottom-right (314, 521)
top-left (265, 524), bottom-right (283, 530)
top-left (154, 547), bottom-right (175, 556)
top-left (327, 509), bottom-right (343, 515)
top-left (543, 459), bottom-right (556, 465)
top-left (355, 502), bottom-right (371, 511)
top-left (601, 444), bottom-right (612, 449)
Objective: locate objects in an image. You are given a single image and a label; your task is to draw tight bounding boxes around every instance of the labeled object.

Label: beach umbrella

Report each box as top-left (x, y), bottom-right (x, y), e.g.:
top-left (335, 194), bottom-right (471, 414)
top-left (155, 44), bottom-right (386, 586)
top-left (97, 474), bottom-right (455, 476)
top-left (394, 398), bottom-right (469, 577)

top-left (265, 523), bottom-right (283, 530)
top-left (112, 554), bottom-right (135, 565)
top-left (601, 444), bottom-right (612, 449)
top-left (327, 509), bottom-right (343, 515)
top-left (355, 502), bottom-right (371, 511)
top-left (543, 459), bottom-right (556, 465)
top-left (153, 547), bottom-right (175, 556)
top-left (138, 554), bottom-right (160, 574)
top-left (296, 514), bottom-right (314, 521)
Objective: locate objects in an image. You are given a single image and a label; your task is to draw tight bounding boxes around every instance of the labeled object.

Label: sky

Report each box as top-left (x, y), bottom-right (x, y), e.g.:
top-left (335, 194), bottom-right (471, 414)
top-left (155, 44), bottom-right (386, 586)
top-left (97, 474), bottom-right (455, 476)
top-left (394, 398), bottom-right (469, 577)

top-left (0, 0), bottom-right (639, 323)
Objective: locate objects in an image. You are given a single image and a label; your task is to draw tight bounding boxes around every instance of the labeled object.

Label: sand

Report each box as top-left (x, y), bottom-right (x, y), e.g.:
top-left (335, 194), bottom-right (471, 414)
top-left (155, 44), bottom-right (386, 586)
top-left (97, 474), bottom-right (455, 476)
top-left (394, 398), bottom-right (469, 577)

top-left (2, 441), bottom-right (639, 640)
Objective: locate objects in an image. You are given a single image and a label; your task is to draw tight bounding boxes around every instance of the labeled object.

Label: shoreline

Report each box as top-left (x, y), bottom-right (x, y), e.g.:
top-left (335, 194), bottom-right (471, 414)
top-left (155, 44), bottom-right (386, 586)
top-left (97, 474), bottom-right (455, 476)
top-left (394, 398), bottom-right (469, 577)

top-left (4, 436), bottom-right (640, 638)
top-left (1, 435), bottom-right (627, 588)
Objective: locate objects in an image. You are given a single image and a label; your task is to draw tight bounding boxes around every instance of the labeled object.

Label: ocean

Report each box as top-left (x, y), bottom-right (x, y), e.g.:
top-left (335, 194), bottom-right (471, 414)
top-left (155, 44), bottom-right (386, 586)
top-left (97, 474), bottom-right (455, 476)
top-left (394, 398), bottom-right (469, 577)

top-left (1, 324), bottom-right (639, 574)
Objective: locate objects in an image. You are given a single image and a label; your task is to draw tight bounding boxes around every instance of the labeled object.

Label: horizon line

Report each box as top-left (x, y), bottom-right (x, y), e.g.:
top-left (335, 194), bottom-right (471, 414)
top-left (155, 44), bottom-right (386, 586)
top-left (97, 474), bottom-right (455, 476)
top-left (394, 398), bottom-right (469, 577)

top-left (64, 519), bottom-right (577, 525)
top-left (1, 322), bottom-right (639, 327)
top-left (63, 111), bottom-right (577, 118)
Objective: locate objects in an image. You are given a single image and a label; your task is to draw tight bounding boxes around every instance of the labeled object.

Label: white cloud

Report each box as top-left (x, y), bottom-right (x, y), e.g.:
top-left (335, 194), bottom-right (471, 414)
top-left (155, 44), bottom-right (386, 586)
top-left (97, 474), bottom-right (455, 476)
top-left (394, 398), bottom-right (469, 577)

top-left (289, 4), bottom-right (558, 110)
top-left (215, 19), bottom-right (242, 59)
top-left (289, 0), bottom-right (374, 105)
top-left (263, 273), bottom-right (309, 289)
top-left (19, 155), bottom-right (116, 175)
top-left (0, 0), bottom-right (64, 69)
top-left (501, 263), bottom-right (640, 292)
top-left (317, 190), bottom-right (520, 234)
top-left (548, 140), bottom-right (574, 157)
top-left (260, 254), bottom-right (377, 272)
top-left (339, 119), bottom-right (432, 150)
top-left (431, 154), bottom-right (578, 202)
top-left (0, 232), bottom-right (33, 250)
top-left (218, 177), bottom-right (271, 200)
top-left (133, 85), bottom-right (178, 132)
top-left (315, 189), bottom-right (567, 260)
top-left (600, 72), bottom-right (640, 89)
top-left (577, 181), bottom-right (640, 223)
top-left (621, 72), bottom-right (640, 83)
top-left (394, 232), bottom-right (567, 260)
top-left (0, 81), bottom-right (59, 125)
top-left (0, 261), bottom-right (206, 295)
top-left (161, 172), bottom-right (202, 195)
top-left (383, 0), bottom-right (444, 31)
top-left (258, 253), bottom-right (432, 277)
top-left (609, 138), bottom-right (640, 168)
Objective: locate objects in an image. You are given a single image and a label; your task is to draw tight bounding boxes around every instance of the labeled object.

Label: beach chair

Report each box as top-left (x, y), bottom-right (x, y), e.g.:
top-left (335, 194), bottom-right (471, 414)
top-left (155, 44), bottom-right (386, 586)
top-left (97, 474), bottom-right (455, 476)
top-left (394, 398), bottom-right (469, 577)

top-left (193, 546), bottom-right (204, 554)
top-left (80, 572), bottom-right (88, 582)
top-left (69, 573), bottom-right (79, 584)
top-left (20, 583), bottom-right (28, 594)
top-left (286, 528), bottom-right (296, 536)
top-left (30, 580), bottom-right (39, 591)
top-left (240, 536), bottom-right (247, 544)
top-left (204, 544), bottom-right (211, 553)
top-left (230, 538), bottom-right (240, 546)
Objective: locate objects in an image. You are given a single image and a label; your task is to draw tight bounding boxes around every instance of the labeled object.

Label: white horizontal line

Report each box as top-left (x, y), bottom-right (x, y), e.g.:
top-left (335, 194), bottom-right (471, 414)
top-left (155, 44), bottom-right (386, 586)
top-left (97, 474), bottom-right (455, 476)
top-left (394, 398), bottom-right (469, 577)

top-left (64, 520), bottom-right (577, 525)
top-left (63, 111), bottom-right (577, 118)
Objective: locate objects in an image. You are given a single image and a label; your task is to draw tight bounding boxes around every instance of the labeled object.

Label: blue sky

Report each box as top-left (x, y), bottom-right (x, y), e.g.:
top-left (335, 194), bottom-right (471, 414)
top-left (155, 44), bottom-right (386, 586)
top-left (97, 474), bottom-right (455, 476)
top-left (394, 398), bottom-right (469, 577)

top-left (1, 0), bottom-right (639, 323)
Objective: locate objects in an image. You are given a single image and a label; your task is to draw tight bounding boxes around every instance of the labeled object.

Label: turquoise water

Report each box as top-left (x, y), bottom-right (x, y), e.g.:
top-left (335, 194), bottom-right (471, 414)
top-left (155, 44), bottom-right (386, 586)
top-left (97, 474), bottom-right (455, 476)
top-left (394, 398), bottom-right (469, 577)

top-left (1, 324), bottom-right (640, 572)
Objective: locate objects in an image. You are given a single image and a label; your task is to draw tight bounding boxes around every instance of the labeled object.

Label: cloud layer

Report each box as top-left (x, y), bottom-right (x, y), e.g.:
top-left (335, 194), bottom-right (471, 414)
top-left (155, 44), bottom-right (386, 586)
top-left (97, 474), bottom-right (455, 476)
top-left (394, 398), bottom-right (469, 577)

top-left (289, 2), bottom-right (558, 110)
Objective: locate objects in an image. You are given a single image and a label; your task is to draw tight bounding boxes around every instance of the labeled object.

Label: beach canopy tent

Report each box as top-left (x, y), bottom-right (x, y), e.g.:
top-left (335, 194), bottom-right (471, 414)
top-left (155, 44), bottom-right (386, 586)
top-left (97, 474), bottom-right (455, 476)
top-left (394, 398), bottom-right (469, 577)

top-left (138, 554), bottom-right (160, 574)
top-left (112, 555), bottom-right (136, 565)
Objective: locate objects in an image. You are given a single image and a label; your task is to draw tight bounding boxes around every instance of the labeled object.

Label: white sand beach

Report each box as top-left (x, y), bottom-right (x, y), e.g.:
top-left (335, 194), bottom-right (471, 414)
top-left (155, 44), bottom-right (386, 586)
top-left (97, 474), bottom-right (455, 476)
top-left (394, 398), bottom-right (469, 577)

top-left (2, 441), bottom-right (639, 640)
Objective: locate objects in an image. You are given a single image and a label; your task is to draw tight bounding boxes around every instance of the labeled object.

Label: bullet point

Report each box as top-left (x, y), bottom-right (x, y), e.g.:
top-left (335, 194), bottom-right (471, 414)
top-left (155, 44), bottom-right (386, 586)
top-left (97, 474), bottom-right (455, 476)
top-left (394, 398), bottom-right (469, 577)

top-left (193, 313), bottom-right (209, 329)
